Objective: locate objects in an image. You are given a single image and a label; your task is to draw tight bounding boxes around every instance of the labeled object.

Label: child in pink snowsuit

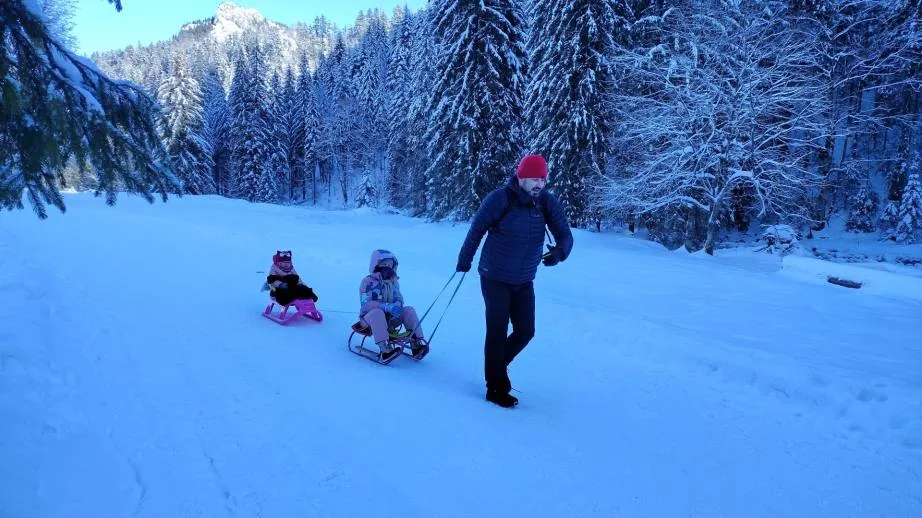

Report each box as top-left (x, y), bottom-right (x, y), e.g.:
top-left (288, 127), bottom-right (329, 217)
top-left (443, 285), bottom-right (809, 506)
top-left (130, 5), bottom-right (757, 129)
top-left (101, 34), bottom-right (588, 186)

top-left (359, 249), bottom-right (428, 361)
top-left (266, 250), bottom-right (318, 306)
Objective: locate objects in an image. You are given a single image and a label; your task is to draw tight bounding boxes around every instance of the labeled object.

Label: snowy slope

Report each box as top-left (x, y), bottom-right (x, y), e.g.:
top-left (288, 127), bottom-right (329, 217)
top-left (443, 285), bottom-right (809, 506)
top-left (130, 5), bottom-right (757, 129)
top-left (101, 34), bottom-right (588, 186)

top-left (1, 193), bottom-right (920, 518)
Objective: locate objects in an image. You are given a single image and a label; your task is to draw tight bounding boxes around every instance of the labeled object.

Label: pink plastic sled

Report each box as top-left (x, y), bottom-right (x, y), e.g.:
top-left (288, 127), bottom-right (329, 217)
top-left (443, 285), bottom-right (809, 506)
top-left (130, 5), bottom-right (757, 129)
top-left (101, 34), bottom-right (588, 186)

top-left (262, 298), bottom-right (323, 325)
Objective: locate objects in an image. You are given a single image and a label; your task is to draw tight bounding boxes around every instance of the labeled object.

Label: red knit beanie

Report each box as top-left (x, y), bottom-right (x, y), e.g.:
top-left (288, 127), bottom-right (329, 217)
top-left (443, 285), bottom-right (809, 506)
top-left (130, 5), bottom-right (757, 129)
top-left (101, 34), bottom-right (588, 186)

top-left (516, 154), bottom-right (548, 179)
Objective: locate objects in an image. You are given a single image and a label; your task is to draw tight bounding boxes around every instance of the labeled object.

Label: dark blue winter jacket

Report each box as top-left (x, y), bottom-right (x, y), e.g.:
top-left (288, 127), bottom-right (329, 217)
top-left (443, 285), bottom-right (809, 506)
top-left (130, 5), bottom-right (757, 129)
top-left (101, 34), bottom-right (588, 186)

top-left (457, 175), bottom-right (574, 285)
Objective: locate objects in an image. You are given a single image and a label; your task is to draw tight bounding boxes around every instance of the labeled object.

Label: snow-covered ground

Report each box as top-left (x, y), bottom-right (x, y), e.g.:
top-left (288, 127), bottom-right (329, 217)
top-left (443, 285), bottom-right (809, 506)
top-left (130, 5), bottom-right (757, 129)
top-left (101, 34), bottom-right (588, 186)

top-left (1, 193), bottom-right (920, 518)
top-left (715, 213), bottom-right (922, 278)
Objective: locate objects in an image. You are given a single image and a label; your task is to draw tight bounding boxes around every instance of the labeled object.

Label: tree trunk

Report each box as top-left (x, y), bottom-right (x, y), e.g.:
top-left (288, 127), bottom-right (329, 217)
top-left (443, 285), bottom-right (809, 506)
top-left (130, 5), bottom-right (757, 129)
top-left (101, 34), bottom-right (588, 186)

top-left (683, 206), bottom-right (697, 252)
top-left (311, 162), bottom-right (317, 206)
top-left (328, 156), bottom-right (334, 205)
top-left (379, 150), bottom-right (387, 208)
top-left (704, 203), bottom-right (721, 255)
top-left (340, 150), bottom-right (350, 206)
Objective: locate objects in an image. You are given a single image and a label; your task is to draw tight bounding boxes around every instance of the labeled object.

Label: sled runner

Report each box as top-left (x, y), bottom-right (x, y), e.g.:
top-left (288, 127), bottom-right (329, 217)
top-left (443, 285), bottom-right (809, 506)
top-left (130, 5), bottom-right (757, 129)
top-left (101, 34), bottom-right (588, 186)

top-left (347, 321), bottom-right (429, 365)
top-left (262, 297), bottom-right (323, 325)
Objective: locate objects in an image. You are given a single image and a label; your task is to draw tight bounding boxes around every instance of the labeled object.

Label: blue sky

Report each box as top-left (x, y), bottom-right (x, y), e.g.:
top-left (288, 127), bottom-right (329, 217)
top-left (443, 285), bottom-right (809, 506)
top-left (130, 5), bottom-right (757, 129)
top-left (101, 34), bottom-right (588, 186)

top-left (73, 0), bottom-right (428, 55)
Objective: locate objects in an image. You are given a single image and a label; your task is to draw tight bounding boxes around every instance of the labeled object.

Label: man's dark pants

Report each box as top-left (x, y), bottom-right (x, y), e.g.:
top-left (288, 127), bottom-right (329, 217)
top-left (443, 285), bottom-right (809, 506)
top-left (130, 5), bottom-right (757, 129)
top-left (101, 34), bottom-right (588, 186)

top-left (481, 276), bottom-right (536, 393)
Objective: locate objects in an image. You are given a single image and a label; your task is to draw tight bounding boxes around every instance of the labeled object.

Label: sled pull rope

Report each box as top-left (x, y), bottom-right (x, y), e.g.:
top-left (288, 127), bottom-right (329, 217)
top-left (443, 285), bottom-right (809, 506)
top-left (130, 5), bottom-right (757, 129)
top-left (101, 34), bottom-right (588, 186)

top-left (419, 271), bottom-right (458, 324)
top-left (422, 272), bottom-right (465, 344)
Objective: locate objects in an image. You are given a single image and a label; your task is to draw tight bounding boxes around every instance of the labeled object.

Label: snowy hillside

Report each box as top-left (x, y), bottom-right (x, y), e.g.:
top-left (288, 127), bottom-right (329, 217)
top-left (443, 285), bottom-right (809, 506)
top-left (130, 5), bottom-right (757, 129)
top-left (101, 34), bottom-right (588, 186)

top-left (1, 194), bottom-right (920, 517)
top-left (179, 1), bottom-right (299, 54)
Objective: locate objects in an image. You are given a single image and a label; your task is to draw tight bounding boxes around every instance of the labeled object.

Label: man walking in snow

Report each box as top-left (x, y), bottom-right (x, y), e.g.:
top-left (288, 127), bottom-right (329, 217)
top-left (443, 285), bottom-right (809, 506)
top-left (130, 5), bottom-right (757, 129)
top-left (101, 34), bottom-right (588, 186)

top-left (456, 154), bottom-right (574, 408)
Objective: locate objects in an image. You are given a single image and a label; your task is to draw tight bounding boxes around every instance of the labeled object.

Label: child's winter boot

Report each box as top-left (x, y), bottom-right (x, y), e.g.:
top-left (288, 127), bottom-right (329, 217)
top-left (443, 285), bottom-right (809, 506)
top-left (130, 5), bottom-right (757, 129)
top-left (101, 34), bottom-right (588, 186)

top-left (378, 342), bottom-right (401, 363)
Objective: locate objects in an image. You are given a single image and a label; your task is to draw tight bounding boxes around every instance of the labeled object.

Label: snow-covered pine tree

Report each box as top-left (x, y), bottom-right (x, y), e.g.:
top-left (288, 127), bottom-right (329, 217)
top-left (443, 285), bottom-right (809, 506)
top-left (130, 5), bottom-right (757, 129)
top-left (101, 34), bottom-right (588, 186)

top-left (524, 0), bottom-right (628, 228)
top-left (845, 184), bottom-right (879, 232)
top-left (895, 152), bottom-right (922, 243)
top-left (329, 36), bottom-right (360, 206)
top-left (384, 10), bottom-right (415, 209)
top-left (265, 70), bottom-right (288, 202)
top-left (140, 46), bottom-right (169, 94)
top-left (403, 10), bottom-right (438, 215)
top-left (875, 138), bottom-right (911, 237)
top-left (227, 43), bottom-right (273, 202)
top-left (227, 52), bottom-right (256, 200)
top-left (354, 172), bottom-right (377, 208)
top-left (424, 0), bottom-right (528, 220)
top-left (282, 67), bottom-right (306, 202)
top-left (256, 162), bottom-right (282, 203)
top-left (311, 37), bottom-right (358, 206)
top-left (39, 0), bottom-right (77, 48)
top-left (312, 52), bottom-right (336, 195)
top-left (199, 67), bottom-right (232, 195)
top-left (296, 53), bottom-right (321, 204)
top-left (1, 0), bottom-right (178, 218)
top-left (355, 15), bottom-right (390, 202)
top-left (880, 199), bottom-right (901, 237)
top-left (157, 52), bottom-right (215, 195)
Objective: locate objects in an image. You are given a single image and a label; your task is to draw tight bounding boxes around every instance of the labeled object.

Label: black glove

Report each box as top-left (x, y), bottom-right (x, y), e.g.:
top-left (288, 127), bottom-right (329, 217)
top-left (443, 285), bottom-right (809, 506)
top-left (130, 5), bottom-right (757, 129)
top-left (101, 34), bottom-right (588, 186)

top-left (542, 246), bottom-right (563, 267)
top-left (456, 261), bottom-right (471, 273)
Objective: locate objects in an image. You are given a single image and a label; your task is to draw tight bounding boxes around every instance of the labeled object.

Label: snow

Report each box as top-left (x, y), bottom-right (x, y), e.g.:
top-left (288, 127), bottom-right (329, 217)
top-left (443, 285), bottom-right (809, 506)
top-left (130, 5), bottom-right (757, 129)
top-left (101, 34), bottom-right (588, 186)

top-left (762, 223), bottom-right (797, 242)
top-left (16, 0), bottom-right (107, 114)
top-left (212, 1), bottom-right (268, 42)
top-left (21, 0), bottom-right (45, 20)
top-left (780, 255), bottom-right (922, 301)
top-left (45, 47), bottom-right (104, 113)
top-left (730, 213), bottom-right (922, 277)
top-left (1, 193), bottom-right (920, 517)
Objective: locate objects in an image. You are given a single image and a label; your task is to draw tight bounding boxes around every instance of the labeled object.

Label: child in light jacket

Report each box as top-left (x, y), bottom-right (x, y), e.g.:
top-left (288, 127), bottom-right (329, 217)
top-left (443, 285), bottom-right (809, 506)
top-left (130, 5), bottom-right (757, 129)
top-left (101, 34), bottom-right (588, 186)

top-left (359, 249), bottom-right (428, 361)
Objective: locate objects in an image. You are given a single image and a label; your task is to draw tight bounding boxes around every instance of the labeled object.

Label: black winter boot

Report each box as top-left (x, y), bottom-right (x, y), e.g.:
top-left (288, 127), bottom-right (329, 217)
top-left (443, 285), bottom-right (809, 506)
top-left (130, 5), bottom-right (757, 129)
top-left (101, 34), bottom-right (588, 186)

top-left (378, 342), bottom-right (401, 363)
top-left (409, 338), bottom-right (429, 360)
top-left (486, 389), bottom-right (518, 408)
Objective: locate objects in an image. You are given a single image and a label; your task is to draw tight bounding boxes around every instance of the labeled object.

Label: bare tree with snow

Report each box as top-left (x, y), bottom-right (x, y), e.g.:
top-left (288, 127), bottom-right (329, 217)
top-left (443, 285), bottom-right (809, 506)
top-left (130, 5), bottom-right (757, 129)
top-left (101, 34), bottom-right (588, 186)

top-left (600, 0), bottom-right (828, 253)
